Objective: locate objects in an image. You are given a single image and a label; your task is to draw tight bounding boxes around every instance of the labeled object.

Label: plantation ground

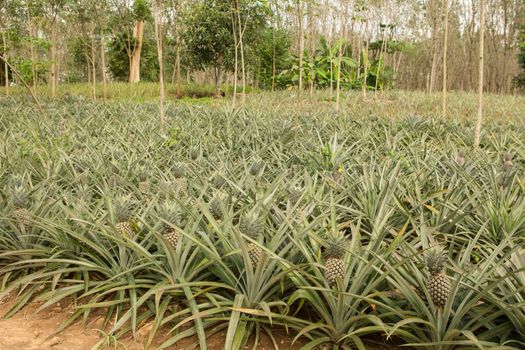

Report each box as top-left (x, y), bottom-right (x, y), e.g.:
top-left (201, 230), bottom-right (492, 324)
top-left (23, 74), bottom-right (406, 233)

top-left (1, 89), bottom-right (525, 349)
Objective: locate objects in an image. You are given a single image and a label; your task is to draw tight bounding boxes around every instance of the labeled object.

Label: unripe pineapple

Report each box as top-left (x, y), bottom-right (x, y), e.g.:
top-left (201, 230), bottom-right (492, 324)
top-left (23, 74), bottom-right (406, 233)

top-left (247, 243), bottom-right (263, 267)
top-left (323, 233), bottom-right (347, 285)
top-left (209, 192), bottom-right (228, 220)
top-left (249, 159), bottom-right (264, 176)
top-left (455, 150), bottom-right (466, 167)
top-left (114, 196), bottom-right (134, 238)
top-left (501, 153), bottom-right (513, 172)
top-left (172, 162), bottom-right (187, 179)
top-left (189, 147), bottom-right (200, 160)
top-left (159, 202), bottom-right (181, 249)
top-left (425, 247), bottom-right (450, 308)
top-left (212, 172), bottom-right (227, 189)
top-left (173, 177), bottom-right (188, 196)
top-left (12, 187), bottom-right (31, 227)
top-left (240, 212), bottom-right (262, 267)
top-left (137, 168), bottom-right (150, 194)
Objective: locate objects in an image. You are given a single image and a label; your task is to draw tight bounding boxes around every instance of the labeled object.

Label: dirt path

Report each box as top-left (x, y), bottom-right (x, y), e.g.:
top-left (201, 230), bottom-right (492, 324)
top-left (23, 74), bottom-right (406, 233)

top-left (0, 297), bottom-right (101, 350)
top-left (0, 294), bottom-right (302, 350)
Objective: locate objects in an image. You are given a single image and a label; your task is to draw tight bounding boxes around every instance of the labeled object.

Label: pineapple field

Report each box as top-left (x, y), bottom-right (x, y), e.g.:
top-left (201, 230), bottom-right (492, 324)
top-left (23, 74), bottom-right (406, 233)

top-left (1, 92), bottom-right (525, 349)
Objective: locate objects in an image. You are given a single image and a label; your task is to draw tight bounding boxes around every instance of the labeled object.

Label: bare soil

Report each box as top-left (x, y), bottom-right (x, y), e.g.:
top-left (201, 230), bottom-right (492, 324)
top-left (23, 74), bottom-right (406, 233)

top-left (0, 293), bottom-right (303, 350)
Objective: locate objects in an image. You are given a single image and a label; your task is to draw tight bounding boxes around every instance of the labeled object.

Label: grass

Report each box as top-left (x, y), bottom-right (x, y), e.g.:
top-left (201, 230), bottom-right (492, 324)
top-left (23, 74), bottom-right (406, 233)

top-left (6, 82), bottom-right (257, 103)
top-left (0, 88), bottom-right (524, 349)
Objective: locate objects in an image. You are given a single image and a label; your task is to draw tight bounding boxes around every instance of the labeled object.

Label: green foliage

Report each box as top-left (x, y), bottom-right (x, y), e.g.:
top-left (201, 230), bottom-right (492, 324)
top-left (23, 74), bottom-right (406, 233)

top-left (253, 28), bottom-right (292, 89)
top-left (132, 0), bottom-right (152, 22)
top-left (107, 30), bottom-right (159, 82)
top-left (182, 0), bottom-right (234, 75)
top-left (514, 29), bottom-right (525, 89)
top-left (182, 0), bottom-right (269, 91)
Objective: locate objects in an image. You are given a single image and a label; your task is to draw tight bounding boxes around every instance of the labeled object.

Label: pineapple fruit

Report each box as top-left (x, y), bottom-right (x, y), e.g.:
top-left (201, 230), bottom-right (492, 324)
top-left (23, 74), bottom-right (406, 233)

top-left (425, 247), bottom-right (450, 308)
top-left (501, 153), bottom-right (513, 172)
top-left (159, 202), bottom-right (181, 249)
top-left (240, 212), bottom-right (262, 267)
top-left (172, 162), bottom-right (187, 179)
top-left (137, 167), bottom-right (150, 194)
top-left (455, 150), bottom-right (466, 166)
top-left (211, 172), bottom-right (227, 189)
top-left (323, 233), bottom-right (348, 285)
top-left (114, 196), bottom-right (134, 238)
top-left (12, 187), bottom-right (31, 227)
top-left (209, 191), bottom-right (227, 221)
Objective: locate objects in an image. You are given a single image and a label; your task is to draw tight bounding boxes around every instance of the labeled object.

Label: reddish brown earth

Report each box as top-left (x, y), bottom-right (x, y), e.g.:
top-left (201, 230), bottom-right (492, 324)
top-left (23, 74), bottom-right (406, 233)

top-left (0, 293), bottom-right (304, 350)
top-left (0, 292), bottom-right (402, 350)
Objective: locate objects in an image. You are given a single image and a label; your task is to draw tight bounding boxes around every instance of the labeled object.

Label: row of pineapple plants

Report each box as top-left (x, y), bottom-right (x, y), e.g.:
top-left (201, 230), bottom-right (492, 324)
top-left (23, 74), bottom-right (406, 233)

top-left (0, 96), bottom-right (524, 349)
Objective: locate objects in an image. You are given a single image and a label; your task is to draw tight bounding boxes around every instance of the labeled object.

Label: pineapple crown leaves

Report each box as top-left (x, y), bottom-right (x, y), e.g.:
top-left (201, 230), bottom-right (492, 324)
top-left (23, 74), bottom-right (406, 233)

top-left (189, 146), bottom-right (201, 160)
top-left (323, 231), bottom-right (348, 259)
top-left (171, 162), bottom-right (187, 179)
top-left (113, 194), bottom-right (133, 222)
top-left (211, 171), bottom-right (227, 189)
top-left (249, 157), bottom-right (265, 176)
top-left (158, 179), bottom-right (176, 199)
top-left (11, 185), bottom-right (30, 209)
top-left (157, 201), bottom-right (181, 231)
top-left (239, 210), bottom-right (262, 239)
top-left (8, 173), bottom-right (26, 189)
top-left (287, 184), bottom-right (304, 204)
top-left (209, 190), bottom-right (228, 216)
top-left (136, 164), bottom-right (149, 182)
top-left (425, 246), bottom-right (448, 275)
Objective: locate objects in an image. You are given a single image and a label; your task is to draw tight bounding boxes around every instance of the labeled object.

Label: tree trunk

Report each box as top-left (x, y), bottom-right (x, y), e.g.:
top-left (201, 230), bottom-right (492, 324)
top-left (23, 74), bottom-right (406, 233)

top-left (362, 39), bottom-right (369, 99)
top-left (154, 0), bottom-right (165, 128)
top-left (236, 0), bottom-right (246, 105)
top-left (50, 29), bottom-right (57, 98)
top-left (27, 5), bottom-right (37, 93)
top-left (442, 0), bottom-right (448, 118)
top-left (231, 9), bottom-right (238, 105)
top-left (297, 0), bottom-right (304, 93)
top-left (91, 37), bottom-right (96, 100)
top-left (100, 36), bottom-right (107, 102)
top-left (271, 26), bottom-right (276, 92)
top-left (474, 0), bottom-right (484, 147)
top-left (129, 20), bottom-right (144, 83)
top-left (2, 30), bottom-right (8, 96)
top-left (213, 67), bottom-right (221, 97)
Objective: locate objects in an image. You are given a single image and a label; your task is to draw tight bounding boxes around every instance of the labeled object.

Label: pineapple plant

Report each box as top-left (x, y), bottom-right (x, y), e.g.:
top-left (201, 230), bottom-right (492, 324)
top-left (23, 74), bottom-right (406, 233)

top-left (455, 150), bottom-right (466, 166)
top-left (425, 246), bottom-right (450, 308)
top-left (137, 167), bottom-right (150, 194)
top-left (288, 185), bottom-right (303, 204)
top-left (249, 159), bottom-right (264, 176)
top-left (12, 186), bottom-right (31, 227)
top-left (209, 191), bottom-right (227, 220)
top-left (114, 195), bottom-right (134, 238)
top-left (190, 147), bottom-right (200, 160)
top-left (323, 232), bottom-right (348, 285)
top-left (240, 212), bottom-right (263, 267)
top-left (211, 172), bottom-right (227, 189)
top-left (501, 152), bottom-right (513, 172)
top-left (159, 202), bottom-right (182, 249)
top-left (172, 162), bottom-right (187, 179)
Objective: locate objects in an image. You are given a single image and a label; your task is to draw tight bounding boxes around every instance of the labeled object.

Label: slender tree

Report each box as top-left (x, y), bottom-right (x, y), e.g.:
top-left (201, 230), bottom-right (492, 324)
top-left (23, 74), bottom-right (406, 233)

top-left (474, 0), bottom-right (485, 147)
top-left (1, 23), bottom-right (8, 96)
top-left (153, 0), bottom-right (165, 128)
top-left (442, 0), bottom-right (448, 118)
